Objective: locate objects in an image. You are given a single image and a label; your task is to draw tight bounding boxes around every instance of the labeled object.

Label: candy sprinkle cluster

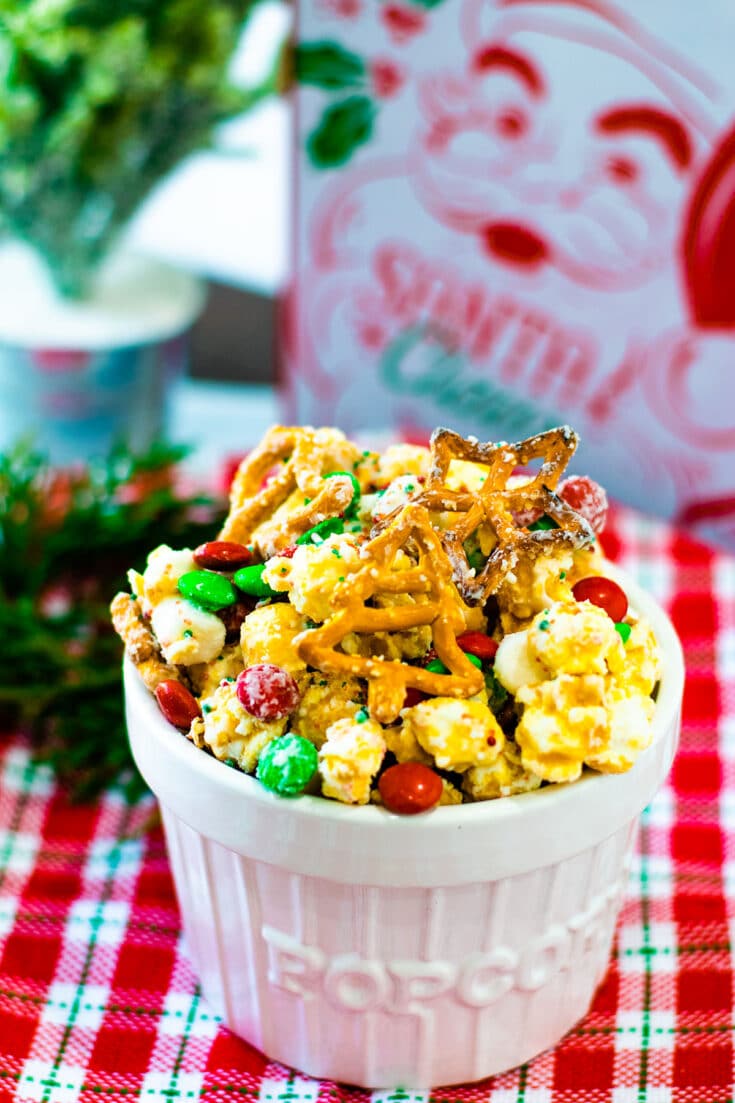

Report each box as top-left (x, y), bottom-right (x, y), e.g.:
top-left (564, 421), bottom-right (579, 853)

top-left (111, 425), bottom-right (662, 815)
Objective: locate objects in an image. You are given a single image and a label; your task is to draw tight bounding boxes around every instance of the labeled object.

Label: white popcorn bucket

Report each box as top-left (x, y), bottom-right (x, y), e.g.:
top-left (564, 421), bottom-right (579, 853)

top-left (125, 570), bottom-right (683, 1088)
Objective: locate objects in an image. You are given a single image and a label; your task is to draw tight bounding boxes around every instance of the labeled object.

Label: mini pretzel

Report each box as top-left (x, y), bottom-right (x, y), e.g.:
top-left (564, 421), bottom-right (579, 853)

top-left (382, 427), bottom-right (594, 605)
top-left (295, 503), bottom-right (484, 724)
top-left (110, 592), bottom-right (181, 690)
top-left (220, 425), bottom-right (356, 557)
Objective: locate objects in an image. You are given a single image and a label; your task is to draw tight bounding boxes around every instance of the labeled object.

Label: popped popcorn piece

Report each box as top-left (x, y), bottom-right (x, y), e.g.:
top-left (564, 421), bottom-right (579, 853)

top-left (318, 716), bottom-right (386, 804)
top-left (150, 596), bottom-right (226, 665)
top-left (293, 675), bottom-right (365, 749)
top-left (494, 630), bottom-right (548, 696)
top-left (463, 741), bottom-right (543, 800)
top-left (129, 545), bottom-right (196, 612)
top-left (383, 721), bottom-right (433, 765)
top-left (445, 458), bottom-right (490, 493)
top-left (515, 674), bottom-right (609, 783)
top-left (527, 601), bottom-right (624, 677)
top-left (189, 644), bottom-right (244, 698)
top-left (496, 551), bottom-right (575, 629)
top-left (371, 475), bottom-right (422, 522)
top-left (262, 534), bottom-right (363, 622)
top-left (586, 684), bottom-right (655, 773)
top-left (614, 618), bottom-right (662, 696)
top-left (197, 679), bottom-right (286, 772)
top-left (374, 443), bottom-right (430, 485)
top-left (402, 697), bottom-right (505, 773)
top-left (240, 602), bottom-right (309, 674)
top-left (438, 778), bottom-right (464, 806)
top-left (342, 590), bottom-right (433, 662)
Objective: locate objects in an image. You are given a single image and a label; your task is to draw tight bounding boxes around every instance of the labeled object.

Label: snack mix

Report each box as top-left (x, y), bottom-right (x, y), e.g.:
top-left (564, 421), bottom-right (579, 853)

top-left (112, 425), bottom-right (662, 815)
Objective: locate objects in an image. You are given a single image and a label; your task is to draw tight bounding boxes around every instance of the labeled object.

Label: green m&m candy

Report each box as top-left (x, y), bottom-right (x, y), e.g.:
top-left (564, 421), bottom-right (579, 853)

top-left (426, 652), bottom-right (482, 675)
top-left (256, 734), bottom-right (318, 796)
top-left (178, 570), bottom-right (237, 610)
top-left (233, 563), bottom-right (280, 598)
top-left (296, 516), bottom-right (345, 545)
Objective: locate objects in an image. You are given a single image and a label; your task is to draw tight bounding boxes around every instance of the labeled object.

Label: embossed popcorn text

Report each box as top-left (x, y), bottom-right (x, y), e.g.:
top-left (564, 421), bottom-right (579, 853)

top-left (262, 878), bottom-right (623, 1014)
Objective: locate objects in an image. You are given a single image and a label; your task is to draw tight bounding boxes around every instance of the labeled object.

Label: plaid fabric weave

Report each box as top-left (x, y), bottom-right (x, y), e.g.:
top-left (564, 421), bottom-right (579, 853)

top-left (0, 504), bottom-right (725, 1101)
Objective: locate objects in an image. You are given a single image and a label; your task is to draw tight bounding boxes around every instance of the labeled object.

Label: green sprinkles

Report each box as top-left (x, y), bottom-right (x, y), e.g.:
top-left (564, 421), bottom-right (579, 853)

top-left (559, 570), bottom-right (567, 580)
top-left (182, 629), bottom-right (193, 638)
top-left (202, 703), bottom-right (213, 714)
top-left (355, 708), bottom-right (369, 723)
top-left (538, 619), bottom-right (550, 631)
top-left (615, 622), bottom-right (632, 644)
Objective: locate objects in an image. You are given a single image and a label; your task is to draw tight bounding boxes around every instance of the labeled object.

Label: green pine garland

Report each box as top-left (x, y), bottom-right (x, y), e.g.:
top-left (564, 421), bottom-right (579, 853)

top-left (0, 440), bottom-right (227, 800)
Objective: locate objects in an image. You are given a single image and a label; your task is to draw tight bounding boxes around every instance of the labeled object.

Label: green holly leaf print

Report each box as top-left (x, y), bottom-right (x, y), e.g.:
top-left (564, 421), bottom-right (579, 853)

top-left (296, 42), bottom-right (366, 90)
top-left (307, 96), bottom-right (377, 168)
top-left (409, 0), bottom-right (447, 6)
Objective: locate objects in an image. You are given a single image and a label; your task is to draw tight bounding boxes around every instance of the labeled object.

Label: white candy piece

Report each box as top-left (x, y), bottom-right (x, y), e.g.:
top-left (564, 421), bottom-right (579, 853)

top-left (151, 596), bottom-right (226, 665)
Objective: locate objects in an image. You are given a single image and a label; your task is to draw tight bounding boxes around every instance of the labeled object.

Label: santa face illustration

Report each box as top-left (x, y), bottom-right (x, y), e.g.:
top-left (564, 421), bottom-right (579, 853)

top-left (413, 28), bottom-right (699, 292)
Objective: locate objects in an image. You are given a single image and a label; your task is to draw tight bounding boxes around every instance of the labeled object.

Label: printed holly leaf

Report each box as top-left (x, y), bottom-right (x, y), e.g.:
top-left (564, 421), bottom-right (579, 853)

top-left (296, 41), bottom-right (366, 90)
top-left (307, 95), bottom-right (376, 168)
top-left (410, 0), bottom-right (447, 6)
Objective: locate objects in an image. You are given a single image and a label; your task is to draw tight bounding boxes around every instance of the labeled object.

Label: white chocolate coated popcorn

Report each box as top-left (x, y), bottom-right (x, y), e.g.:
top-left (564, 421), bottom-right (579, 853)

top-left (403, 698), bottom-right (504, 773)
top-left (318, 717), bottom-right (386, 804)
top-left (197, 680), bottom-right (286, 772)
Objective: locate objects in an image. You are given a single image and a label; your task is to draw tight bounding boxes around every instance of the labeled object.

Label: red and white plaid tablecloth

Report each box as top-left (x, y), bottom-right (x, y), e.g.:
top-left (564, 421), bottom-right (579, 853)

top-left (0, 504), bottom-right (727, 1102)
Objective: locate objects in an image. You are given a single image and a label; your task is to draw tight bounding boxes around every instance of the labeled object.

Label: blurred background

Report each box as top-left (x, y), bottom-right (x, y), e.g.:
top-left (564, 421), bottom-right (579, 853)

top-left (129, 0), bottom-right (289, 388)
top-left (1, 0), bottom-right (735, 547)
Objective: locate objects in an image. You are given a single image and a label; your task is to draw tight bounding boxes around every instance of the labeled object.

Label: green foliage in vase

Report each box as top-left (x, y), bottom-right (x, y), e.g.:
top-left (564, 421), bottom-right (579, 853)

top-left (0, 0), bottom-right (264, 298)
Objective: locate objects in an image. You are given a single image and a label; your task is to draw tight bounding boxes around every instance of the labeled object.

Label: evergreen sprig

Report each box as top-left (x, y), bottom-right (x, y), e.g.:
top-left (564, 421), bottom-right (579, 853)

top-left (0, 440), bottom-right (227, 800)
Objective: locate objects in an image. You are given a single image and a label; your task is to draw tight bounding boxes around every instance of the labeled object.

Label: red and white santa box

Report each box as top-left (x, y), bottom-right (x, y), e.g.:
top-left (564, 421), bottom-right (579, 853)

top-left (284, 0), bottom-right (735, 549)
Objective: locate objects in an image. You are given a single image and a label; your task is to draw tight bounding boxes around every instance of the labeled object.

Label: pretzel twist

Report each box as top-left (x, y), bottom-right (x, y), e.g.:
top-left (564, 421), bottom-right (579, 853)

top-left (220, 425), bottom-right (357, 556)
top-left (295, 504), bottom-right (484, 724)
top-left (110, 592), bottom-right (180, 690)
top-left (375, 426), bottom-right (593, 604)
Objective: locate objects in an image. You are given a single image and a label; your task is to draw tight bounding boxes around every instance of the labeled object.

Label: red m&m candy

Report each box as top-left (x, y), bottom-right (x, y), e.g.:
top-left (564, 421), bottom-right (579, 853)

top-left (155, 681), bottom-right (201, 730)
top-left (378, 762), bottom-right (443, 815)
top-left (193, 541), bottom-right (253, 571)
top-left (455, 632), bottom-right (499, 661)
top-left (403, 686), bottom-right (428, 709)
top-left (558, 476), bottom-right (608, 534)
top-left (572, 576), bottom-right (628, 623)
top-left (236, 664), bottom-right (301, 721)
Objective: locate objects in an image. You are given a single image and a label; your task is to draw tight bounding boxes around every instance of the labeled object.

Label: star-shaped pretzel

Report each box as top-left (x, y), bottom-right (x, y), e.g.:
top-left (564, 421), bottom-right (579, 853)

top-left (391, 426), bottom-right (594, 605)
top-left (220, 425), bottom-right (357, 557)
top-left (295, 503), bottom-right (484, 724)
